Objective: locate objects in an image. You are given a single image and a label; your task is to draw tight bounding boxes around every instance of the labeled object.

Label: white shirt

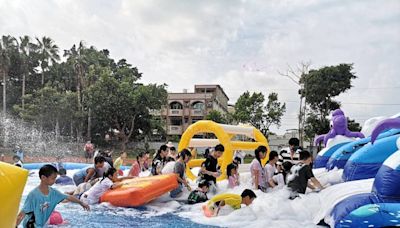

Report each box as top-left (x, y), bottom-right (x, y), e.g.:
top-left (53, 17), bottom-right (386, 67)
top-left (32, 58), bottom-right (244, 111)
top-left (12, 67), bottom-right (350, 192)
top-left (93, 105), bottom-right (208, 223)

top-left (83, 178), bottom-right (113, 204)
top-left (265, 163), bottom-right (277, 183)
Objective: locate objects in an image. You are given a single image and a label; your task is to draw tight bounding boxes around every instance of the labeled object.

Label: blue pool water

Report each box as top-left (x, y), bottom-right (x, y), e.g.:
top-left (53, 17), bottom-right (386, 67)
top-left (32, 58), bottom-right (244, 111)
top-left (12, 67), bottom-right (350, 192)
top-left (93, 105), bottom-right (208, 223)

top-left (19, 171), bottom-right (217, 228)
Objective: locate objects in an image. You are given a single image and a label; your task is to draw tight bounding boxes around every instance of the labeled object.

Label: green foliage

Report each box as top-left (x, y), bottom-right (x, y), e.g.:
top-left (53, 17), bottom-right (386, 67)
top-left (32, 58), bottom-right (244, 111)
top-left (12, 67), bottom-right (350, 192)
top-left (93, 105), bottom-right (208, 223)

top-left (205, 110), bottom-right (227, 124)
top-left (301, 64), bottom-right (357, 140)
top-left (233, 91), bottom-right (286, 136)
top-left (347, 118), bottom-right (362, 132)
top-left (0, 34), bottom-right (167, 147)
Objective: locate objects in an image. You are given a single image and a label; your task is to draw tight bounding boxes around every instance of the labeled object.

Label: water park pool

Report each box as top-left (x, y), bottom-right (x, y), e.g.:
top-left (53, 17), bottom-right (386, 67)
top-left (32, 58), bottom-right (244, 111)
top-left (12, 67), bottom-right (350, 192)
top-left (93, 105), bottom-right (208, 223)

top-left (19, 170), bottom-right (216, 228)
top-left (16, 167), bottom-right (362, 228)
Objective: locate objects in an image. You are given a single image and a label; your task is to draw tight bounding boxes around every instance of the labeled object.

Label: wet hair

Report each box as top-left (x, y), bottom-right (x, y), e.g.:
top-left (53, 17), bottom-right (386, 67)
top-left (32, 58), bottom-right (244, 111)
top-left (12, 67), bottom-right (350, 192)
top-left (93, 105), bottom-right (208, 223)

top-left (120, 151), bottom-right (127, 156)
top-left (15, 164), bottom-right (22, 167)
top-left (268, 151), bottom-right (279, 161)
top-left (226, 163), bottom-right (237, 177)
top-left (94, 156), bottom-right (106, 164)
top-left (145, 151), bottom-right (150, 155)
top-left (137, 152), bottom-right (144, 160)
top-left (179, 149), bottom-right (192, 160)
top-left (255, 145), bottom-right (267, 165)
top-left (39, 164), bottom-right (58, 178)
top-left (170, 146), bottom-right (176, 151)
top-left (289, 138), bottom-right (300, 147)
top-left (282, 161), bottom-right (293, 172)
top-left (102, 167), bottom-right (117, 182)
top-left (160, 145), bottom-right (168, 152)
top-left (198, 180), bottom-right (210, 188)
top-left (299, 150), bottom-right (312, 161)
top-left (214, 144), bottom-right (225, 152)
top-left (241, 189), bottom-right (257, 199)
top-left (234, 157), bottom-right (241, 164)
top-left (58, 168), bottom-right (67, 175)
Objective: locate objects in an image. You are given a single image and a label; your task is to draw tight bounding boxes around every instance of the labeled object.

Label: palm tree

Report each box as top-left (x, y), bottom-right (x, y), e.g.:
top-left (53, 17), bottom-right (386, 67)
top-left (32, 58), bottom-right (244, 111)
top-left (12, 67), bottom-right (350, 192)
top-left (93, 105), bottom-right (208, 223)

top-left (0, 35), bottom-right (17, 115)
top-left (18, 35), bottom-right (34, 110)
top-left (36, 36), bottom-right (60, 86)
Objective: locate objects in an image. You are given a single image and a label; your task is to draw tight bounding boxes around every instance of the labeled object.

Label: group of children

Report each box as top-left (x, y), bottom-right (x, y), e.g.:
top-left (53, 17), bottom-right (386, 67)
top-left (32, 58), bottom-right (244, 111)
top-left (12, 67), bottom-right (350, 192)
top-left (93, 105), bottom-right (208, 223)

top-left (16, 139), bottom-right (324, 226)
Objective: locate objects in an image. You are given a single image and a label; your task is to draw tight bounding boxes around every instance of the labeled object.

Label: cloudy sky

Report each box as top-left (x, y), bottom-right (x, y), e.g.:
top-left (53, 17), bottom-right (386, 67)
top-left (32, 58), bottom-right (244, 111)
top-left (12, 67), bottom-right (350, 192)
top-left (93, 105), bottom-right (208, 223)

top-left (1, 0), bottom-right (399, 134)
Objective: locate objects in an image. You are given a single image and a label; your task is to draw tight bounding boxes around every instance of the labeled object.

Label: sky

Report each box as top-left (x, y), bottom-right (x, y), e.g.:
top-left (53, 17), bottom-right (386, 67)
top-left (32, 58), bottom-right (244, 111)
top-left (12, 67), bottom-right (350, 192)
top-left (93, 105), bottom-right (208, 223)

top-left (1, 0), bottom-right (399, 134)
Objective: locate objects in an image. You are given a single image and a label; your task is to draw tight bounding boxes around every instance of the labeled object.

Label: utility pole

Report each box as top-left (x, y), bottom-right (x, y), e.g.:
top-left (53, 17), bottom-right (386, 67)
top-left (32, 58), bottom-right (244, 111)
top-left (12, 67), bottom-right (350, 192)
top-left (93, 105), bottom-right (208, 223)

top-left (278, 61), bottom-right (311, 147)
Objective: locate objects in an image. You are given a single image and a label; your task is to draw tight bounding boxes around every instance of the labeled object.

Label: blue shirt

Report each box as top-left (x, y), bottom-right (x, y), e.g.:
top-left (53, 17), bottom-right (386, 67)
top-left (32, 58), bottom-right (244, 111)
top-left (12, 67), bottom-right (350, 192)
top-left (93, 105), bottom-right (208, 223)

top-left (22, 186), bottom-right (68, 227)
top-left (16, 150), bottom-right (24, 162)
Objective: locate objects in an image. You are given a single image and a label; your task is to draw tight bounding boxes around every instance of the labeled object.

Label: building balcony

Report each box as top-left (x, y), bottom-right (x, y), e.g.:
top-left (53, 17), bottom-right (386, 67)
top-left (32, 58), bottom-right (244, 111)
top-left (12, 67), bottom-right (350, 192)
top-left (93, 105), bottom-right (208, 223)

top-left (168, 125), bottom-right (183, 135)
top-left (191, 109), bottom-right (204, 116)
top-left (169, 109), bottom-right (183, 116)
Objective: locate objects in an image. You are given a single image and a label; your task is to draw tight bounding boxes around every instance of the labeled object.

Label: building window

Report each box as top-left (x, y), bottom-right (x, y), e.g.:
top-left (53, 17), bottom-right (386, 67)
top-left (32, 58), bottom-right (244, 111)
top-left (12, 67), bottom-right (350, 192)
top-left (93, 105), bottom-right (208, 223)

top-left (170, 101), bottom-right (183, 109)
top-left (192, 101), bottom-right (204, 110)
top-left (170, 118), bottom-right (182, 125)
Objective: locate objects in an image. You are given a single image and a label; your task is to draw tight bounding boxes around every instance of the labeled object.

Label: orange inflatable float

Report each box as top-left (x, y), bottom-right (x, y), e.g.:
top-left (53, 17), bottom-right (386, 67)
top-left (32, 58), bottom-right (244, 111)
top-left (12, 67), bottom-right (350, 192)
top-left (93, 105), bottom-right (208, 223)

top-left (100, 174), bottom-right (178, 207)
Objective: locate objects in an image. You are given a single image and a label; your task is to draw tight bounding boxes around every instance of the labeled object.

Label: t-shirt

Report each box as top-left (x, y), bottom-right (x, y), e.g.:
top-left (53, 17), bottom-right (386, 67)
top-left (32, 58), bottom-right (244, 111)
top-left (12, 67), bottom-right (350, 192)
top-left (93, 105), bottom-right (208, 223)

top-left (187, 189), bottom-right (208, 204)
top-left (162, 161), bottom-right (176, 174)
top-left (97, 162), bottom-right (111, 178)
top-left (82, 178), bottom-right (113, 205)
top-left (207, 193), bottom-right (242, 210)
top-left (151, 157), bottom-right (165, 175)
top-left (287, 163), bottom-right (314, 194)
top-left (250, 159), bottom-right (267, 189)
top-left (16, 150), bottom-right (24, 162)
top-left (202, 156), bottom-right (219, 183)
top-left (129, 161), bottom-right (141, 177)
top-left (113, 157), bottom-right (123, 171)
top-left (265, 163), bottom-right (277, 183)
top-left (174, 161), bottom-right (186, 180)
top-left (22, 186), bottom-right (68, 227)
top-left (228, 174), bottom-right (239, 188)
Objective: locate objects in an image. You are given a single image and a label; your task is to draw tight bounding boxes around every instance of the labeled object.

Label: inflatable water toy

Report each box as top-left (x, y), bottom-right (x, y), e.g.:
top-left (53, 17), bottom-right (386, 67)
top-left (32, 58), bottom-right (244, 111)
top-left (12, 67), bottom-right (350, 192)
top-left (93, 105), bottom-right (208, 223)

top-left (0, 162), bottom-right (29, 228)
top-left (342, 134), bottom-right (399, 181)
top-left (313, 135), bottom-right (355, 168)
top-left (314, 109), bottom-right (364, 146)
top-left (326, 128), bottom-right (400, 170)
top-left (329, 136), bottom-right (400, 227)
top-left (100, 174), bottom-right (178, 207)
top-left (178, 120), bottom-right (269, 181)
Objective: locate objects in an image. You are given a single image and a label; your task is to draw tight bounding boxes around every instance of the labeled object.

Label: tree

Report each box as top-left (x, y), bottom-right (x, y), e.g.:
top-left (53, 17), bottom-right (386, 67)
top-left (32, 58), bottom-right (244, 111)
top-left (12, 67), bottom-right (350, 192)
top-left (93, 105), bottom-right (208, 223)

top-left (206, 110), bottom-right (227, 124)
top-left (87, 67), bottom-right (167, 150)
top-left (17, 36), bottom-right (36, 110)
top-left (234, 91), bottom-right (286, 136)
top-left (301, 64), bottom-right (357, 142)
top-left (36, 37), bottom-right (60, 86)
top-left (347, 118), bottom-right (362, 132)
top-left (0, 35), bottom-right (17, 114)
top-left (261, 92), bottom-right (286, 136)
top-left (233, 91), bottom-right (264, 128)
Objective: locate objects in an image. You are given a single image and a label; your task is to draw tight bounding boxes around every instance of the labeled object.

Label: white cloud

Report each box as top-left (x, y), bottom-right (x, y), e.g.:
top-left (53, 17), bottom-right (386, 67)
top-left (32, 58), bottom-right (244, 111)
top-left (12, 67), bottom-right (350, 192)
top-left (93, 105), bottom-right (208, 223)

top-left (1, 0), bottom-right (399, 134)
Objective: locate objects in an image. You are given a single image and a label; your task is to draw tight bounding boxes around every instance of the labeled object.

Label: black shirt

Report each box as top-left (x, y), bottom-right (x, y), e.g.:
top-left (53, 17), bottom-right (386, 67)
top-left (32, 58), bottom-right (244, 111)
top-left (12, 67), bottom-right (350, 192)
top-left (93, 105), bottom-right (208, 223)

top-left (202, 155), bottom-right (219, 183)
top-left (287, 163), bottom-right (314, 194)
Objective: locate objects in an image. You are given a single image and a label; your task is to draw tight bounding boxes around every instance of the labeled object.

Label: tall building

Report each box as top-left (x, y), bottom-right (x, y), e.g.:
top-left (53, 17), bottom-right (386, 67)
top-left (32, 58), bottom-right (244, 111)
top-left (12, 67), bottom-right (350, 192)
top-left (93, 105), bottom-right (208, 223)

top-left (161, 85), bottom-right (229, 136)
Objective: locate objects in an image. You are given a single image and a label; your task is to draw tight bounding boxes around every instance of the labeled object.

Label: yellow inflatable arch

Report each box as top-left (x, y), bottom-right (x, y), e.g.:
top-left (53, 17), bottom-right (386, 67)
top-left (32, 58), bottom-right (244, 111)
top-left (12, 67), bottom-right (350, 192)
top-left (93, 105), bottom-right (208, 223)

top-left (178, 120), bottom-right (270, 181)
top-left (0, 162), bottom-right (28, 228)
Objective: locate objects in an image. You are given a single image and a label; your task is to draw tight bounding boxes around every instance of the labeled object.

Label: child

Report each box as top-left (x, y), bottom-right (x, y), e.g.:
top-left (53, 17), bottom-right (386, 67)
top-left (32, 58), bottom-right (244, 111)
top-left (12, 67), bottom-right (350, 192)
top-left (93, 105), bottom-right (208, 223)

top-left (166, 146), bottom-right (177, 162)
top-left (265, 151), bottom-right (285, 188)
top-left (200, 144), bottom-right (224, 193)
top-left (188, 180), bottom-right (209, 204)
top-left (250, 146), bottom-right (268, 192)
top-left (227, 163), bottom-right (239, 188)
top-left (81, 168), bottom-right (132, 205)
top-left (73, 156), bottom-right (106, 186)
top-left (287, 150), bottom-right (323, 199)
top-left (143, 151), bottom-right (151, 170)
top-left (13, 155), bottom-right (23, 167)
top-left (288, 138), bottom-right (300, 161)
top-left (128, 152), bottom-right (145, 177)
top-left (281, 161), bottom-right (293, 184)
top-left (55, 168), bottom-right (74, 185)
top-left (170, 149), bottom-right (192, 198)
top-left (16, 165), bottom-right (90, 227)
top-left (113, 151), bottom-right (127, 174)
top-left (203, 189), bottom-right (256, 217)
top-left (151, 145), bottom-right (168, 175)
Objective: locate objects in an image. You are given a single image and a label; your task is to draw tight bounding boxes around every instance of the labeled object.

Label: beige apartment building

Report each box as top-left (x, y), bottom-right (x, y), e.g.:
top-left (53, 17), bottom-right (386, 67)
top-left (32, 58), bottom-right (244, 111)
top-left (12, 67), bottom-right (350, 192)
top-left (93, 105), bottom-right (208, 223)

top-left (161, 85), bottom-right (229, 136)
